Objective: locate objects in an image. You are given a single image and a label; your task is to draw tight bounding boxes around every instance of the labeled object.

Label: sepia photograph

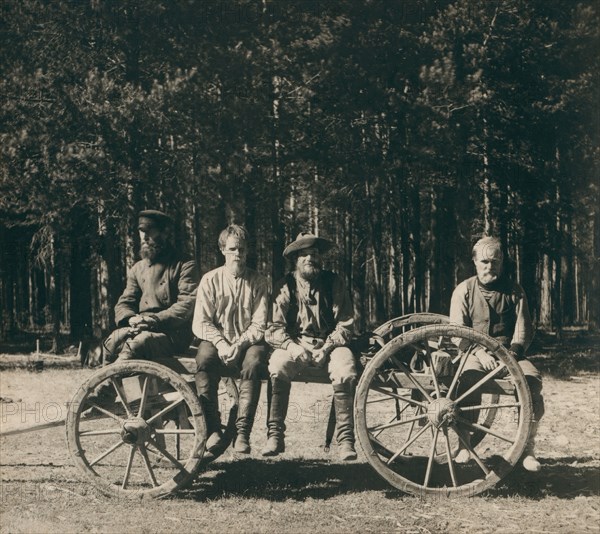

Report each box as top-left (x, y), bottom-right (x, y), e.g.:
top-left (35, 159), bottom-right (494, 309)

top-left (1, 1), bottom-right (598, 532)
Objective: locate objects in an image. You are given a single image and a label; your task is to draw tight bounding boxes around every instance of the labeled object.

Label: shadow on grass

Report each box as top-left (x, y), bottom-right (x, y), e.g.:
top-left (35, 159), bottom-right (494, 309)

top-left (180, 455), bottom-right (599, 501)
top-left (182, 458), bottom-right (390, 501)
top-left (529, 330), bottom-right (600, 378)
top-left (485, 456), bottom-right (599, 499)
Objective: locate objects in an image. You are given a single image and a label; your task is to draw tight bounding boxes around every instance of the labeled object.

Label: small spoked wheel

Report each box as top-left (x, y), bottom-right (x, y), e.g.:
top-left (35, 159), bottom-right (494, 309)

top-left (355, 324), bottom-right (533, 497)
top-left (66, 360), bottom-right (207, 499)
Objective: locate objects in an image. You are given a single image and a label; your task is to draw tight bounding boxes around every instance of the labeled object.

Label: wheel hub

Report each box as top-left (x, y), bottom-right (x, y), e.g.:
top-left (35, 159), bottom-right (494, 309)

top-left (427, 398), bottom-right (457, 428)
top-left (121, 417), bottom-right (152, 445)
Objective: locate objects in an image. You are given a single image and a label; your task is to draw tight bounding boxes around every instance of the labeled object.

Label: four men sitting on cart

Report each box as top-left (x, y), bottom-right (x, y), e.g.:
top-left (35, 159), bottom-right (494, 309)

top-left (92, 209), bottom-right (543, 471)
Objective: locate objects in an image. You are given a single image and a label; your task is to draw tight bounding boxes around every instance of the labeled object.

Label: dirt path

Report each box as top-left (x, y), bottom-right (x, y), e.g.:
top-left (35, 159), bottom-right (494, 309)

top-left (1, 367), bottom-right (599, 533)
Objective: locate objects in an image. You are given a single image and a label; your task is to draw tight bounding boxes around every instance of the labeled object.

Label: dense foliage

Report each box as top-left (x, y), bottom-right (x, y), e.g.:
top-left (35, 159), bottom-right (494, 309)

top-left (1, 0), bottom-right (598, 350)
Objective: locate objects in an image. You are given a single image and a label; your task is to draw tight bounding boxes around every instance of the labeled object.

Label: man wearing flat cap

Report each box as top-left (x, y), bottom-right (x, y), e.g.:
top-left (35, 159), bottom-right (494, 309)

top-left (96, 209), bottom-right (198, 364)
top-left (262, 232), bottom-right (358, 460)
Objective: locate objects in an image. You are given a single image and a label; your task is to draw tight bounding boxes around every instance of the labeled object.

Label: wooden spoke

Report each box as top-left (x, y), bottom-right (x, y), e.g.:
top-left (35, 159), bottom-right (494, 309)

top-left (456, 416), bottom-right (515, 444)
top-left (154, 428), bottom-right (196, 435)
top-left (371, 401), bottom-right (412, 438)
top-left (453, 363), bottom-right (507, 404)
top-left (144, 444), bottom-right (163, 459)
top-left (423, 342), bottom-right (442, 398)
top-left (110, 378), bottom-right (134, 418)
top-left (454, 427), bottom-right (490, 476)
top-left (403, 418), bottom-right (418, 449)
top-left (428, 424), bottom-right (439, 456)
top-left (458, 402), bottom-right (521, 412)
top-left (137, 376), bottom-right (150, 417)
top-left (386, 422), bottom-right (433, 465)
top-left (442, 426), bottom-right (458, 487)
top-left (121, 445), bottom-right (136, 490)
top-left (370, 386), bottom-right (427, 408)
top-left (79, 428), bottom-right (122, 436)
top-left (389, 355), bottom-right (433, 402)
top-left (367, 395), bottom-right (398, 405)
top-left (89, 440), bottom-right (126, 467)
top-left (147, 437), bottom-right (187, 473)
top-left (146, 397), bottom-right (184, 425)
top-left (372, 413), bottom-right (400, 439)
top-left (368, 412), bottom-right (428, 433)
top-left (85, 403), bottom-right (124, 423)
top-left (445, 348), bottom-right (470, 400)
top-left (139, 445), bottom-right (159, 488)
top-left (423, 426), bottom-right (440, 488)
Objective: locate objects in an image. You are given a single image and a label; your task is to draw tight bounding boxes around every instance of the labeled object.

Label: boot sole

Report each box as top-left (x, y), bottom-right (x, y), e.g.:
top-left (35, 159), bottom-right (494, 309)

top-left (261, 448), bottom-right (285, 457)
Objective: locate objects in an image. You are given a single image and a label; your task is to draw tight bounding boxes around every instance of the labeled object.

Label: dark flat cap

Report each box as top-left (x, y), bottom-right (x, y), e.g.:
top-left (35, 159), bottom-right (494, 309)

top-left (283, 232), bottom-right (333, 258)
top-left (138, 210), bottom-right (173, 230)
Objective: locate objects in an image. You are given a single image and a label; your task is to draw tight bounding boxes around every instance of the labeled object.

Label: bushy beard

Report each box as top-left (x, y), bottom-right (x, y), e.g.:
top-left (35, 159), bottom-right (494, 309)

top-left (298, 262), bottom-right (322, 282)
top-left (141, 237), bottom-right (165, 261)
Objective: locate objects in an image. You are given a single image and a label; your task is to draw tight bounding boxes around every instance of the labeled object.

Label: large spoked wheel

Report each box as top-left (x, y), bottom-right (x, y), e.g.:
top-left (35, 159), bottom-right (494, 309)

top-left (355, 324), bottom-right (533, 497)
top-left (372, 313), bottom-right (498, 450)
top-left (66, 360), bottom-right (207, 499)
top-left (374, 313), bottom-right (450, 342)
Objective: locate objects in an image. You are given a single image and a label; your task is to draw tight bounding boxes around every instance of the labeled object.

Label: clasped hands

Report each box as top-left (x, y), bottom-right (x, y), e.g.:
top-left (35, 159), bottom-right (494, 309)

top-left (216, 340), bottom-right (243, 366)
top-left (128, 314), bottom-right (158, 334)
top-left (288, 342), bottom-right (331, 367)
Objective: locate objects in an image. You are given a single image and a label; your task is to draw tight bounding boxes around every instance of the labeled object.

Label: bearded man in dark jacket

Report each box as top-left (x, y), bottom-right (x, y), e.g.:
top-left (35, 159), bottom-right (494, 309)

top-left (89, 210), bottom-right (198, 365)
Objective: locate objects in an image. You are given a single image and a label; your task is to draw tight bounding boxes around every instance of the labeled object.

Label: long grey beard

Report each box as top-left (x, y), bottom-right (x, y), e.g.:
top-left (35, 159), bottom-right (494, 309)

top-left (298, 264), bottom-right (321, 282)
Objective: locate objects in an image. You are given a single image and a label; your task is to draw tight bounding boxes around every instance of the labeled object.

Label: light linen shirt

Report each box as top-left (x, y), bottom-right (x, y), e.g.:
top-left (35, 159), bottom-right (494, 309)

top-left (192, 266), bottom-right (269, 347)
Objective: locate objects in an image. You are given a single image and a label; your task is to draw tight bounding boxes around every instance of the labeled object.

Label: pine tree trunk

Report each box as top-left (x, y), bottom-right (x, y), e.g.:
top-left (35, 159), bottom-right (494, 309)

top-left (49, 229), bottom-right (61, 353)
top-left (69, 209), bottom-right (93, 342)
top-left (411, 188), bottom-right (424, 312)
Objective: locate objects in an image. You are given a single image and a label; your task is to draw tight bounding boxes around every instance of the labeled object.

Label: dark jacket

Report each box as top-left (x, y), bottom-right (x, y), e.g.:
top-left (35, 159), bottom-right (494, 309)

top-left (114, 248), bottom-right (198, 349)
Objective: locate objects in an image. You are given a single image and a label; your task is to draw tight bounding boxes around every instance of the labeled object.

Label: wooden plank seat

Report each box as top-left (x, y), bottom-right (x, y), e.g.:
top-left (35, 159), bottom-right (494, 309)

top-left (155, 353), bottom-right (515, 394)
top-left (153, 355), bottom-right (332, 384)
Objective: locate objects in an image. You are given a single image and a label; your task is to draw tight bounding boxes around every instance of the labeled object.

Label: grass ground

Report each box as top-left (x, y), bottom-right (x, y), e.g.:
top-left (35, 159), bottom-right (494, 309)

top-left (0, 330), bottom-right (599, 533)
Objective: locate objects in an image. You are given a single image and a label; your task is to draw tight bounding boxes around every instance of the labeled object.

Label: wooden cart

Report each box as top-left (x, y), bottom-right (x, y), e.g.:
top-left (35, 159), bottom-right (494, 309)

top-left (64, 313), bottom-right (533, 498)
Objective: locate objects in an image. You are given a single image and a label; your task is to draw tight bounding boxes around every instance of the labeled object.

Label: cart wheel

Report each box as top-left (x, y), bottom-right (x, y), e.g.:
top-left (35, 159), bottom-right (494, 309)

top-left (374, 313), bottom-right (450, 341)
top-left (148, 357), bottom-right (239, 464)
top-left (372, 313), bottom-right (498, 451)
top-left (66, 360), bottom-right (207, 499)
top-left (355, 324), bottom-right (533, 497)
top-left (199, 376), bottom-right (239, 463)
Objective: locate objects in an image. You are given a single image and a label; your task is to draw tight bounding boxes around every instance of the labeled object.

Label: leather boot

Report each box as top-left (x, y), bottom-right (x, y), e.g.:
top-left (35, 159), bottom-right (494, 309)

top-left (522, 421), bottom-right (541, 472)
top-left (333, 382), bottom-right (357, 461)
top-left (261, 377), bottom-right (290, 457)
top-left (195, 371), bottom-right (222, 453)
top-left (234, 379), bottom-right (261, 454)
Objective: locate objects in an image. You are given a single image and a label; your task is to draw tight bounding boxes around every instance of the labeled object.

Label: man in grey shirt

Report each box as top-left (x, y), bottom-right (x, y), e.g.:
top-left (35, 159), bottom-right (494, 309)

top-left (450, 236), bottom-right (544, 472)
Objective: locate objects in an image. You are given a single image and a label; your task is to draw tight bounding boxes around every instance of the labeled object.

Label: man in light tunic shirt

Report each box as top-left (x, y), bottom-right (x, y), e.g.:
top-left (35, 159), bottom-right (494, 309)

top-left (192, 225), bottom-right (269, 455)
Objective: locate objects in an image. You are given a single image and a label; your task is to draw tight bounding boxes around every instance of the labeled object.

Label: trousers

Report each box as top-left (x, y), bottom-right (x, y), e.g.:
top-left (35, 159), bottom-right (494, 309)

top-left (268, 345), bottom-right (357, 385)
